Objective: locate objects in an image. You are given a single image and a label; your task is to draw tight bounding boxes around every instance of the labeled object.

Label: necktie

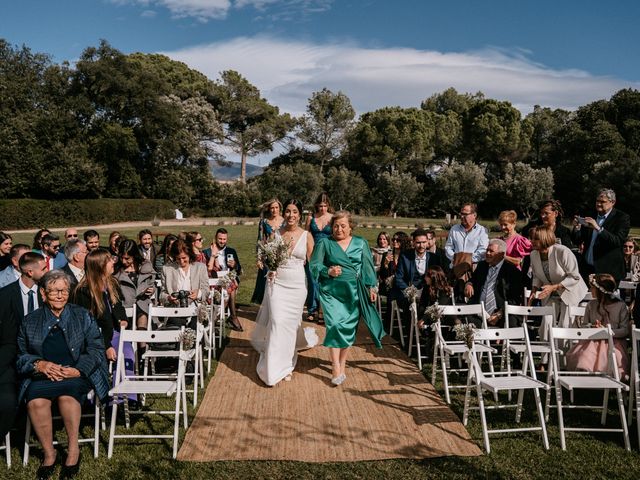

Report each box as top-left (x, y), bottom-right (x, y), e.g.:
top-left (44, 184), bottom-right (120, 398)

top-left (483, 266), bottom-right (499, 314)
top-left (27, 290), bottom-right (35, 314)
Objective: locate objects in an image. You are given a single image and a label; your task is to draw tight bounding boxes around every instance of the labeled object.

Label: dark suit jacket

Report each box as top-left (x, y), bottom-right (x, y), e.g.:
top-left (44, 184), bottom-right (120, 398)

top-left (469, 260), bottom-right (523, 323)
top-left (0, 281), bottom-right (23, 386)
top-left (392, 250), bottom-right (441, 300)
top-left (61, 264), bottom-right (79, 290)
top-left (573, 208), bottom-right (630, 283)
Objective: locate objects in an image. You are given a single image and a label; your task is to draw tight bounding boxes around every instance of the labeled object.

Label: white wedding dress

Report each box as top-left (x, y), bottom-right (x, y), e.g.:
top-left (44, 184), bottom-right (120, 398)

top-left (251, 231), bottom-right (319, 386)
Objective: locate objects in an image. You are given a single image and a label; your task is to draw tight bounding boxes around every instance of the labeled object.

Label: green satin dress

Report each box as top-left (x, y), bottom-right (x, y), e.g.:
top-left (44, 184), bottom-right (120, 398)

top-left (310, 236), bottom-right (385, 348)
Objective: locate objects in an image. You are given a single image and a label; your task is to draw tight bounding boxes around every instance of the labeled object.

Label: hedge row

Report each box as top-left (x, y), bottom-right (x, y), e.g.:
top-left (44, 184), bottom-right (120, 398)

top-left (0, 199), bottom-right (176, 230)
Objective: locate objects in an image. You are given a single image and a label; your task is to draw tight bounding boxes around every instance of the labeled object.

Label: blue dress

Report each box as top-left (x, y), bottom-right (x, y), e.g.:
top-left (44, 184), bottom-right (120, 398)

top-left (306, 217), bottom-right (333, 314)
top-left (251, 218), bottom-right (284, 304)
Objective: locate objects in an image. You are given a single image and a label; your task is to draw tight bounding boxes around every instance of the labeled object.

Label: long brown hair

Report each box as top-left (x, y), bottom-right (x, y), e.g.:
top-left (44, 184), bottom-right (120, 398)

top-left (425, 266), bottom-right (452, 302)
top-left (77, 248), bottom-right (120, 318)
top-left (590, 273), bottom-right (618, 326)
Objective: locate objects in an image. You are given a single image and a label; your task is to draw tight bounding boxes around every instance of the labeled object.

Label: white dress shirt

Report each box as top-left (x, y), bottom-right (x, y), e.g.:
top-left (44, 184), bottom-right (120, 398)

top-left (415, 253), bottom-right (427, 276)
top-left (19, 278), bottom-right (40, 315)
top-left (68, 263), bottom-right (84, 282)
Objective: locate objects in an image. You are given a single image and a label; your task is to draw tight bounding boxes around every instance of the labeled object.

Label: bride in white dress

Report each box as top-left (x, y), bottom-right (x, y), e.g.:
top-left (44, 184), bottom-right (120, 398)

top-left (251, 199), bottom-right (319, 386)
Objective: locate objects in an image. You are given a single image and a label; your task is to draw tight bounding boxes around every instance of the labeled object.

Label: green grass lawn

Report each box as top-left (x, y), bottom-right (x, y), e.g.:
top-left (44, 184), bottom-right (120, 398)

top-left (6, 219), bottom-right (640, 479)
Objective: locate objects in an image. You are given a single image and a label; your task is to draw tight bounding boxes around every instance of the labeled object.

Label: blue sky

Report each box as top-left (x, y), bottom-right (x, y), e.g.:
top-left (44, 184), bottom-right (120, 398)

top-left (3, 1), bottom-right (640, 164)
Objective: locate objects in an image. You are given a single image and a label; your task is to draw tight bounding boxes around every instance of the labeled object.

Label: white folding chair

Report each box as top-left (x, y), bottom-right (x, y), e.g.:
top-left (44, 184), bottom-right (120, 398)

top-left (407, 299), bottom-right (425, 370)
top-left (1, 433), bottom-right (10, 467)
top-left (431, 304), bottom-right (495, 404)
top-left (627, 328), bottom-right (640, 446)
top-left (388, 300), bottom-right (405, 348)
top-left (463, 325), bottom-right (550, 453)
top-left (144, 305), bottom-right (202, 406)
top-left (23, 391), bottom-right (101, 465)
top-left (108, 327), bottom-right (192, 459)
top-left (549, 325), bottom-right (630, 450)
top-left (208, 278), bottom-right (230, 350)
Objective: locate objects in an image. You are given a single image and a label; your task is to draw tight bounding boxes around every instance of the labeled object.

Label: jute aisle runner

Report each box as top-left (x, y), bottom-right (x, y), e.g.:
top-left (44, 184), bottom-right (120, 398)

top-left (177, 307), bottom-right (481, 462)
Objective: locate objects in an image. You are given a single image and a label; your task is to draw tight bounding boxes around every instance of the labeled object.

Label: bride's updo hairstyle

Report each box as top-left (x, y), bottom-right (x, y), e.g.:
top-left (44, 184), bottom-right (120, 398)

top-left (282, 199), bottom-right (303, 224)
top-left (331, 210), bottom-right (356, 231)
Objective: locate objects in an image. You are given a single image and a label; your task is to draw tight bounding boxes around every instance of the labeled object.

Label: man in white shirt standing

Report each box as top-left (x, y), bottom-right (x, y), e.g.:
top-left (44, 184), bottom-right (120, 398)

top-left (0, 244), bottom-right (30, 289)
top-left (445, 202), bottom-right (489, 299)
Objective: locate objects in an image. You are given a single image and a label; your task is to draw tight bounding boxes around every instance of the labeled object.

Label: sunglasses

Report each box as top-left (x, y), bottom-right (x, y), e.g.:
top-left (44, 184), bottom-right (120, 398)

top-left (66, 234), bottom-right (78, 238)
top-left (624, 245), bottom-right (634, 249)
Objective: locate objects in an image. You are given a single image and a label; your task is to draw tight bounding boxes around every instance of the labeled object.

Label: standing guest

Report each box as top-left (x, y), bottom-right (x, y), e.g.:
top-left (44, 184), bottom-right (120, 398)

top-left (0, 252), bottom-right (47, 443)
top-left (114, 239), bottom-right (156, 331)
top-left (0, 232), bottom-right (13, 270)
top-left (186, 231), bottom-right (208, 266)
top-left (572, 188), bottom-right (630, 284)
top-left (61, 239), bottom-right (88, 290)
top-left (425, 229), bottom-right (448, 273)
top-left (566, 273), bottom-right (630, 379)
top-left (108, 231), bottom-right (122, 257)
top-left (251, 199), bottom-right (317, 386)
top-left (378, 231), bottom-right (410, 297)
top-left (41, 234), bottom-right (67, 270)
top-left (417, 265), bottom-right (454, 330)
top-left (522, 199), bottom-right (574, 249)
top-left (310, 211), bottom-right (385, 386)
top-left (623, 237), bottom-right (640, 281)
top-left (464, 239), bottom-right (523, 326)
top-left (204, 229), bottom-right (243, 330)
top-left (16, 270), bottom-right (108, 479)
top-left (499, 210), bottom-right (532, 270)
top-left (305, 192), bottom-right (334, 323)
top-left (138, 229), bottom-right (157, 265)
top-left (84, 230), bottom-right (100, 252)
top-left (251, 198), bottom-right (284, 305)
top-left (372, 231), bottom-right (392, 269)
top-left (444, 202), bottom-right (489, 299)
top-left (32, 228), bottom-right (51, 251)
top-left (160, 238), bottom-right (210, 313)
top-left (530, 226), bottom-right (587, 357)
top-left (72, 249), bottom-right (128, 362)
top-left (155, 234), bottom-right (178, 271)
top-left (64, 228), bottom-right (79, 245)
top-left (0, 243), bottom-right (30, 289)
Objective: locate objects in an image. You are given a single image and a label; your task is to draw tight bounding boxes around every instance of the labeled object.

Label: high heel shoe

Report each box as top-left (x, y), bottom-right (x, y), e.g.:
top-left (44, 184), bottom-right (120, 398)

top-left (36, 454), bottom-right (58, 480)
top-left (60, 454), bottom-right (81, 480)
top-left (330, 373), bottom-right (346, 386)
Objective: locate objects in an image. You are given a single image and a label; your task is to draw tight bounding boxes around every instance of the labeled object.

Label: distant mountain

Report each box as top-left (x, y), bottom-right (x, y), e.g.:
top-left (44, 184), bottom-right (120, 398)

top-left (210, 160), bottom-right (264, 181)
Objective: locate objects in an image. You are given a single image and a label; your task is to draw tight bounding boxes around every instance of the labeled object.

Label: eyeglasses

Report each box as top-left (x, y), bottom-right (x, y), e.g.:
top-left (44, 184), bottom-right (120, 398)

top-left (195, 237), bottom-right (203, 242)
top-left (392, 238), bottom-right (400, 242)
top-left (624, 245), bottom-right (634, 249)
top-left (459, 211), bottom-right (475, 217)
top-left (66, 234), bottom-right (78, 238)
top-left (45, 289), bottom-right (69, 297)
top-left (51, 245), bottom-right (61, 250)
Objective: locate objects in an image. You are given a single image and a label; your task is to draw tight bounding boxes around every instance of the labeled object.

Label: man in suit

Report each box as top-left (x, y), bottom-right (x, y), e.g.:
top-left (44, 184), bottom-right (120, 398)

top-left (41, 234), bottom-right (67, 270)
top-left (61, 239), bottom-right (87, 289)
top-left (204, 228), bottom-right (243, 331)
top-left (393, 229), bottom-right (441, 328)
top-left (0, 251), bottom-right (46, 438)
top-left (426, 228), bottom-right (449, 274)
top-left (573, 188), bottom-right (630, 284)
top-left (464, 239), bottom-right (523, 326)
top-left (0, 243), bottom-right (30, 289)
top-left (138, 229), bottom-right (157, 265)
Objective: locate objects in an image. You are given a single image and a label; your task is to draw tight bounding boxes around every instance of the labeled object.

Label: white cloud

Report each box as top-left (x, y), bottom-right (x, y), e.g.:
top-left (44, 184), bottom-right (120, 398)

top-left (141, 9), bottom-right (157, 17)
top-left (163, 36), bottom-right (640, 117)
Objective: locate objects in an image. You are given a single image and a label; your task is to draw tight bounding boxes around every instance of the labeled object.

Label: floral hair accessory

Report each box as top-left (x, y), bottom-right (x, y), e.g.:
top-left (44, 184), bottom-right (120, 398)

top-left (588, 274), bottom-right (615, 296)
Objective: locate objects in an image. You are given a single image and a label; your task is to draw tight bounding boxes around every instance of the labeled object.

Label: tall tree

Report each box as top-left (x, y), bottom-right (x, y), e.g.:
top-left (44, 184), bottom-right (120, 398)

top-left (495, 162), bottom-right (554, 218)
top-left (298, 88), bottom-right (355, 173)
top-left (212, 70), bottom-right (294, 183)
top-left (432, 161), bottom-right (488, 214)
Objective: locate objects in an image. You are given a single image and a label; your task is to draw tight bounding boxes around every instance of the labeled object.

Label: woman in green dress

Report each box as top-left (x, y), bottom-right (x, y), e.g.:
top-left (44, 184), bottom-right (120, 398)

top-left (310, 211), bottom-right (385, 386)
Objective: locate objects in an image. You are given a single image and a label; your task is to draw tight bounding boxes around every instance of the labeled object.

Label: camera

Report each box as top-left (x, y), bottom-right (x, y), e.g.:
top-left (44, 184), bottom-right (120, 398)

top-left (171, 290), bottom-right (190, 308)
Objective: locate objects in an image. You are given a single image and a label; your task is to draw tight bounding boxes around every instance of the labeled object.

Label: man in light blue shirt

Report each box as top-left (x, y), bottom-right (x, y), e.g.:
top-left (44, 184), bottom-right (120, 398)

top-left (445, 202), bottom-right (489, 284)
top-left (0, 244), bottom-right (30, 289)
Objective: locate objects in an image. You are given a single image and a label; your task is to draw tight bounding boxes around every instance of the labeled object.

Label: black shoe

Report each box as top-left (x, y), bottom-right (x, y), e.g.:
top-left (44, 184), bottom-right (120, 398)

top-left (36, 457), bottom-right (58, 480)
top-left (60, 454), bottom-right (81, 480)
top-left (228, 318), bottom-right (243, 332)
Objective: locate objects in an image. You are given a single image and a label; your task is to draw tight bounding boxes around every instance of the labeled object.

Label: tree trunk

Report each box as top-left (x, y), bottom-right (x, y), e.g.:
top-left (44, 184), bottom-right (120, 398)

top-left (240, 150), bottom-right (247, 184)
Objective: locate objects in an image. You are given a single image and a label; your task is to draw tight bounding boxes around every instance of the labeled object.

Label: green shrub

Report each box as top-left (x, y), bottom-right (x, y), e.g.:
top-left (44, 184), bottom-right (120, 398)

top-left (0, 199), bottom-right (176, 229)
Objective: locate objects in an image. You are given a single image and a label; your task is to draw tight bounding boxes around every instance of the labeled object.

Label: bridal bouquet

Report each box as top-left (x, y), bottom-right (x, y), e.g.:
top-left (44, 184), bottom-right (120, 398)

top-left (257, 236), bottom-right (291, 272)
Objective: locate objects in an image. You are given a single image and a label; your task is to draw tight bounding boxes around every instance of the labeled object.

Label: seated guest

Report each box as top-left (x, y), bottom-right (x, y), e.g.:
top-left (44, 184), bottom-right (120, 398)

top-left (160, 238), bottom-right (209, 311)
top-left (41, 234), bottom-right (67, 270)
top-left (83, 230), bottom-right (100, 252)
top-left (203, 229), bottom-right (243, 331)
top-left (371, 231), bottom-right (391, 269)
top-left (0, 232), bottom-right (12, 270)
top-left (378, 231), bottom-right (410, 296)
top-left (417, 266), bottom-right (454, 328)
top-left (566, 273), bottom-right (630, 380)
top-left (32, 228), bottom-right (51, 251)
top-left (138, 229), bottom-right (156, 264)
top-left (623, 237), bottom-right (640, 281)
top-left (114, 239), bottom-right (156, 331)
top-left (108, 231), bottom-right (122, 257)
top-left (155, 234), bottom-right (178, 271)
top-left (464, 239), bottom-right (523, 326)
top-left (72, 249), bottom-right (128, 362)
top-left (186, 231), bottom-right (208, 265)
top-left (0, 243), bottom-right (30, 288)
top-left (62, 239), bottom-right (88, 290)
top-left (499, 210), bottom-right (532, 270)
top-left (16, 270), bottom-right (109, 478)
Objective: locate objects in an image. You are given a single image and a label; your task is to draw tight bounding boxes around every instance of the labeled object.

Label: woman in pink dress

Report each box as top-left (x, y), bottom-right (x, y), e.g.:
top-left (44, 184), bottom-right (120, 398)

top-left (566, 273), bottom-right (630, 380)
top-left (498, 210), bottom-right (532, 271)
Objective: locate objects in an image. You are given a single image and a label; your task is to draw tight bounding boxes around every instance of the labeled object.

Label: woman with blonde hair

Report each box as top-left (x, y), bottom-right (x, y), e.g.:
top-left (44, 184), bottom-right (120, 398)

top-left (498, 210), bottom-right (531, 270)
top-left (251, 198), bottom-right (284, 304)
top-left (72, 248), bottom-right (128, 362)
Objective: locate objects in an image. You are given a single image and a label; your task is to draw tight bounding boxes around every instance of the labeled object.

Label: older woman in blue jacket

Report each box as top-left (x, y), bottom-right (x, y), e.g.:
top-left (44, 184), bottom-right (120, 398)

top-left (17, 269), bottom-right (108, 478)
